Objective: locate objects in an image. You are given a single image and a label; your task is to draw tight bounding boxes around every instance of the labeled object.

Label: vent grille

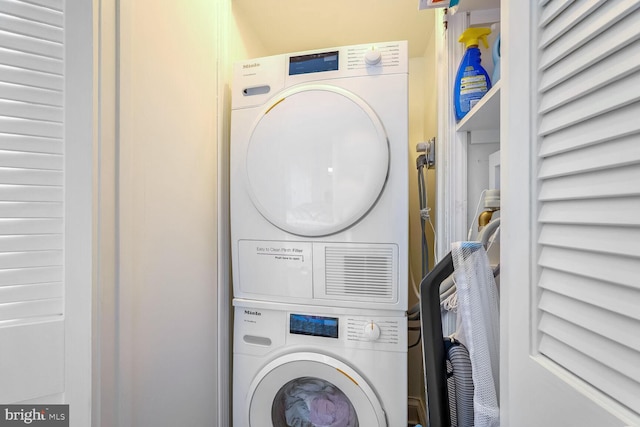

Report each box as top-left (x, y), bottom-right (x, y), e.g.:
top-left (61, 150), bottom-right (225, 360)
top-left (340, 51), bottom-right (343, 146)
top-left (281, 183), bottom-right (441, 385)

top-left (325, 247), bottom-right (394, 299)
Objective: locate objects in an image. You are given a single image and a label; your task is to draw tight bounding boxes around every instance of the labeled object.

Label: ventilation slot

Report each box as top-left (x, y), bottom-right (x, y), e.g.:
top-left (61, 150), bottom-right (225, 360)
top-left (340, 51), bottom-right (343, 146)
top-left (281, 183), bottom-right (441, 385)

top-left (325, 247), bottom-right (394, 300)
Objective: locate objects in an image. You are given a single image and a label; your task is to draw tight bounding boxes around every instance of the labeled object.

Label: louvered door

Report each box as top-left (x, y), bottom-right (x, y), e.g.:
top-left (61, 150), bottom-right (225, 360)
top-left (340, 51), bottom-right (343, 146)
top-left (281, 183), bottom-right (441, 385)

top-left (0, 0), bottom-right (65, 403)
top-left (503, 1), bottom-right (640, 425)
top-left (536, 0), bottom-right (640, 417)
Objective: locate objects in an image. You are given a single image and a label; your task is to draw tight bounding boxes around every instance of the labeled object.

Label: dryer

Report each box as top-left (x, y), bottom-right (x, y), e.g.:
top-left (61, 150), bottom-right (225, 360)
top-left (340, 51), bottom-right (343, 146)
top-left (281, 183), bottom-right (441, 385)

top-left (230, 41), bottom-right (408, 312)
top-left (232, 298), bottom-right (407, 426)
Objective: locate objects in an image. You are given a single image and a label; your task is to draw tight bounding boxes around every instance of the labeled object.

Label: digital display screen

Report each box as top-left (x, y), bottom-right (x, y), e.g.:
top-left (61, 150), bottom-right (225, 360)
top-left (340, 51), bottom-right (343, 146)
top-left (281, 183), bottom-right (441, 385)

top-left (290, 314), bottom-right (339, 339)
top-left (289, 51), bottom-right (339, 75)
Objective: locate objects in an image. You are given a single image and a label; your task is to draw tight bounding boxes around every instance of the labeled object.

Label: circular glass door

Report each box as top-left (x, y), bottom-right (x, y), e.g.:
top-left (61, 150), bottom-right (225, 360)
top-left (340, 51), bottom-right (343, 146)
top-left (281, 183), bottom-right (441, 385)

top-left (245, 85), bottom-right (389, 237)
top-left (271, 377), bottom-right (358, 426)
top-left (248, 353), bottom-right (386, 426)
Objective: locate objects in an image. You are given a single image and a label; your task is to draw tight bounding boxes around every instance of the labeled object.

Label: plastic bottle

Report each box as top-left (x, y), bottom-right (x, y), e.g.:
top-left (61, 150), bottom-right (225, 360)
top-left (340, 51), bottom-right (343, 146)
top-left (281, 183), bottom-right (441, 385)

top-left (492, 33), bottom-right (501, 84)
top-left (454, 27), bottom-right (492, 121)
top-left (478, 189), bottom-right (500, 231)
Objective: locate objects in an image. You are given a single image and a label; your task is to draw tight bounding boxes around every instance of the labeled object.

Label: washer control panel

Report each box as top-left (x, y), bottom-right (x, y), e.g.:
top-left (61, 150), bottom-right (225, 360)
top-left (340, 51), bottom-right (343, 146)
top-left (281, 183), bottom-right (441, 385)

top-left (346, 317), bottom-right (402, 345)
top-left (233, 300), bottom-right (407, 355)
top-left (286, 311), bottom-right (407, 352)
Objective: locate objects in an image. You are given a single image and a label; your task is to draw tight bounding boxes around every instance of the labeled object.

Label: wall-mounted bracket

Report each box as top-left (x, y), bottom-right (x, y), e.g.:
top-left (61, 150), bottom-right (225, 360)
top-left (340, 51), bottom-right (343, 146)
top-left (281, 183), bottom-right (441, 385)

top-left (416, 138), bottom-right (436, 169)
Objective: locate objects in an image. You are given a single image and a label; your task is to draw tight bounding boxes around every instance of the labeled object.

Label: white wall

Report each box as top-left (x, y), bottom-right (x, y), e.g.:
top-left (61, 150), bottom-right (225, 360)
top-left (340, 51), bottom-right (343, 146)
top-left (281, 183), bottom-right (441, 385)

top-left (230, 4), bottom-right (269, 62)
top-left (115, 1), bottom-right (220, 425)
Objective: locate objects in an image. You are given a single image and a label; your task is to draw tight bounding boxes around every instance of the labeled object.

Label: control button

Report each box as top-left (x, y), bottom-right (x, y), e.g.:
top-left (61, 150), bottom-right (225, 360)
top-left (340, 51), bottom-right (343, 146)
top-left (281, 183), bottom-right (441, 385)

top-left (363, 322), bottom-right (381, 341)
top-left (364, 49), bottom-right (382, 66)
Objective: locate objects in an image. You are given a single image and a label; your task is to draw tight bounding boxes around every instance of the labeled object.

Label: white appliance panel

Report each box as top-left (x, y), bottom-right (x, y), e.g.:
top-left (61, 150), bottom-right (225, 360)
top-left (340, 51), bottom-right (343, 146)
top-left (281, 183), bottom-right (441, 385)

top-left (238, 240), bottom-right (313, 298)
top-left (231, 41), bottom-right (408, 311)
top-left (232, 299), bottom-right (407, 427)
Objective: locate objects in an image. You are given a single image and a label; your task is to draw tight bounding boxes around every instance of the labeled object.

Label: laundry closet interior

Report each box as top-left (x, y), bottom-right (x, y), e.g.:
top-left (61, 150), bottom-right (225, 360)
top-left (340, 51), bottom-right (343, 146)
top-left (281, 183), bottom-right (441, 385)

top-left (2, 1), bottom-right (638, 426)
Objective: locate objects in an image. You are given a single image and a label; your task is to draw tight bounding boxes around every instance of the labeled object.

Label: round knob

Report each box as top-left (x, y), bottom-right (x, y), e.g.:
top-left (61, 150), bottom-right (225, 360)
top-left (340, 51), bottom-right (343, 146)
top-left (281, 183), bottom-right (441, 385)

top-left (364, 49), bottom-right (382, 66)
top-left (363, 322), bottom-right (381, 341)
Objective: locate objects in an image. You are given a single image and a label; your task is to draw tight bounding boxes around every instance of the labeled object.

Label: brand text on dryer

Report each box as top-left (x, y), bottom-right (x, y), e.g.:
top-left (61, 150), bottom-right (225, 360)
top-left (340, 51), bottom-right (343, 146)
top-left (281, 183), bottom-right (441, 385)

top-left (245, 310), bottom-right (261, 316)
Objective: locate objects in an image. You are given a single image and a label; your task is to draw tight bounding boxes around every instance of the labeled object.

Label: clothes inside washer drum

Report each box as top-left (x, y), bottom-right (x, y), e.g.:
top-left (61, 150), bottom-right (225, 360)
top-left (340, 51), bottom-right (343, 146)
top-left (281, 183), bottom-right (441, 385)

top-left (273, 377), bottom-right (358, 427)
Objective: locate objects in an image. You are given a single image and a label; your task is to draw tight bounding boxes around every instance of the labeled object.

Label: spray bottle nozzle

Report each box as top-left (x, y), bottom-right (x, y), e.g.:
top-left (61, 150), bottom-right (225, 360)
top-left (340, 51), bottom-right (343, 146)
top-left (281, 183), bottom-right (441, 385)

top-left (458, 27), bottom-right (491, 49)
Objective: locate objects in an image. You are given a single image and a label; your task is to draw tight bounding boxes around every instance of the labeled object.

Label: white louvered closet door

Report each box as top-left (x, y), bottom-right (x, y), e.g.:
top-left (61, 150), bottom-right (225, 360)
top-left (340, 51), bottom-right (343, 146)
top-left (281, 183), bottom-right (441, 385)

top-left (503, 1), bottom-right (640, 426)
top-left (0, 0), bottom-right (65, 403)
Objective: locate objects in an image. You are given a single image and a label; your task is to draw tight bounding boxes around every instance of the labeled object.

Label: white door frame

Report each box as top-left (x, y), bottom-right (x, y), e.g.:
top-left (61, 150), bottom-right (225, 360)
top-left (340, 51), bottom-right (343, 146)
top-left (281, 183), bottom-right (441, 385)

top-left (65, 1), bottom-right (95, 425)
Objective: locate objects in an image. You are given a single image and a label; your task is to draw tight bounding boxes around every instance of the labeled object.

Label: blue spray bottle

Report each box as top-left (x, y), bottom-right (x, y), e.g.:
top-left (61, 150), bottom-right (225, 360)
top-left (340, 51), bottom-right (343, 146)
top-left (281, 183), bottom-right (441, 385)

top-left (454, 27), bottom-right (492, 121)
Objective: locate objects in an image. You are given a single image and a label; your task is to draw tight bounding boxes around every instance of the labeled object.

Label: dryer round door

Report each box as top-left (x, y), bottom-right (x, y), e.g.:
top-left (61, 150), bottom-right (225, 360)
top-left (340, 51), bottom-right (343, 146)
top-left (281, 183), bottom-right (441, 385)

top-left (247, 352), bottom-right (387, 426)
top-left (245, 85), bottom-right (389, 237)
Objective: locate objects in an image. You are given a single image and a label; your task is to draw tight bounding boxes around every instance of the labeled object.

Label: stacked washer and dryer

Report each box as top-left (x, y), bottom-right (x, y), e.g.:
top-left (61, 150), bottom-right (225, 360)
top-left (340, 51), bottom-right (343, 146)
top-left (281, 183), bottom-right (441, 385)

top-left (230, 41), bottom-right (409, 427)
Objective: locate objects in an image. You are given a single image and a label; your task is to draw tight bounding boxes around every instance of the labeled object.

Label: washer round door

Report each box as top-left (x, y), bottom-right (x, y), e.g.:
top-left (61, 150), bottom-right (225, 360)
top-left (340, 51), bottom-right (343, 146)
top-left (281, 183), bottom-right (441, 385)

top-left (247, 352), bottom-right (387, 427)
top-left (245, 85), bottom-right (390, 237)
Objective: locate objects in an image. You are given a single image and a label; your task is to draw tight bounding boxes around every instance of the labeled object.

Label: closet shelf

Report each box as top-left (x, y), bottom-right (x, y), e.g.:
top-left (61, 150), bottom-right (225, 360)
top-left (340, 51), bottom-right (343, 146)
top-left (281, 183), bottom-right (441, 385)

top-left (456, 80), bottom-right (501, 132)
top-left (450, 0), bottom-right (500, 14)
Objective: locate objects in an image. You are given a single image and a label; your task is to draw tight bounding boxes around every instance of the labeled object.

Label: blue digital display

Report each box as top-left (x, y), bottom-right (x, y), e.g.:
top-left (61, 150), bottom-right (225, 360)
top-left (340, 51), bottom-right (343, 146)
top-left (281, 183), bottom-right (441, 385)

top-left (289, 51), bottom-right (339, 76)
top-left (290, 314), bottom-right (339, 338)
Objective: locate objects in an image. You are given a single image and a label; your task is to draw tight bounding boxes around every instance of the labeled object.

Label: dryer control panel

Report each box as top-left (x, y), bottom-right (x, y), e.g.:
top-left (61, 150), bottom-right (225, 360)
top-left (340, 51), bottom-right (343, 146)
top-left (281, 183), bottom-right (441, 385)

top-left (286, 43), bottom-right (403, 76)
top-left (232, 40), bottom-right (408, 110)
top-left (345, 43), bottom-right (403, 71)
top-left (288, 51), bottom-right (339, 75)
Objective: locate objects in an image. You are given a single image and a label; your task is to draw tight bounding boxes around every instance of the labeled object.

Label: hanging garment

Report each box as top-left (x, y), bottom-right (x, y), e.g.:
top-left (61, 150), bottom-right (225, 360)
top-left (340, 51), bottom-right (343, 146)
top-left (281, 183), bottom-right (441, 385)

top-left (452, 242), bottom-right (500, 427)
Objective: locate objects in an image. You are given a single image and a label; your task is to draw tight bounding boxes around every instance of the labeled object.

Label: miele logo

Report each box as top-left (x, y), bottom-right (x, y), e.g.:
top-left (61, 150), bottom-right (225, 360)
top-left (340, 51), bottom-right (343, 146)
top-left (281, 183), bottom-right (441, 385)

top-left (243, 62), bottom-right (260, 69)
top-left (244, 310), bottom-right (262, 316)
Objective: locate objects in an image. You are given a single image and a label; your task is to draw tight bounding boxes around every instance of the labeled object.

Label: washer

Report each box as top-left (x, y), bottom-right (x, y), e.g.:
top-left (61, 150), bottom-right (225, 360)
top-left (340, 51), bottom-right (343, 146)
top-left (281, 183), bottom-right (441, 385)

top-left (232, 298), bottom-right (407, 427)
top-left (230, 41), bottom-right (409, 311)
